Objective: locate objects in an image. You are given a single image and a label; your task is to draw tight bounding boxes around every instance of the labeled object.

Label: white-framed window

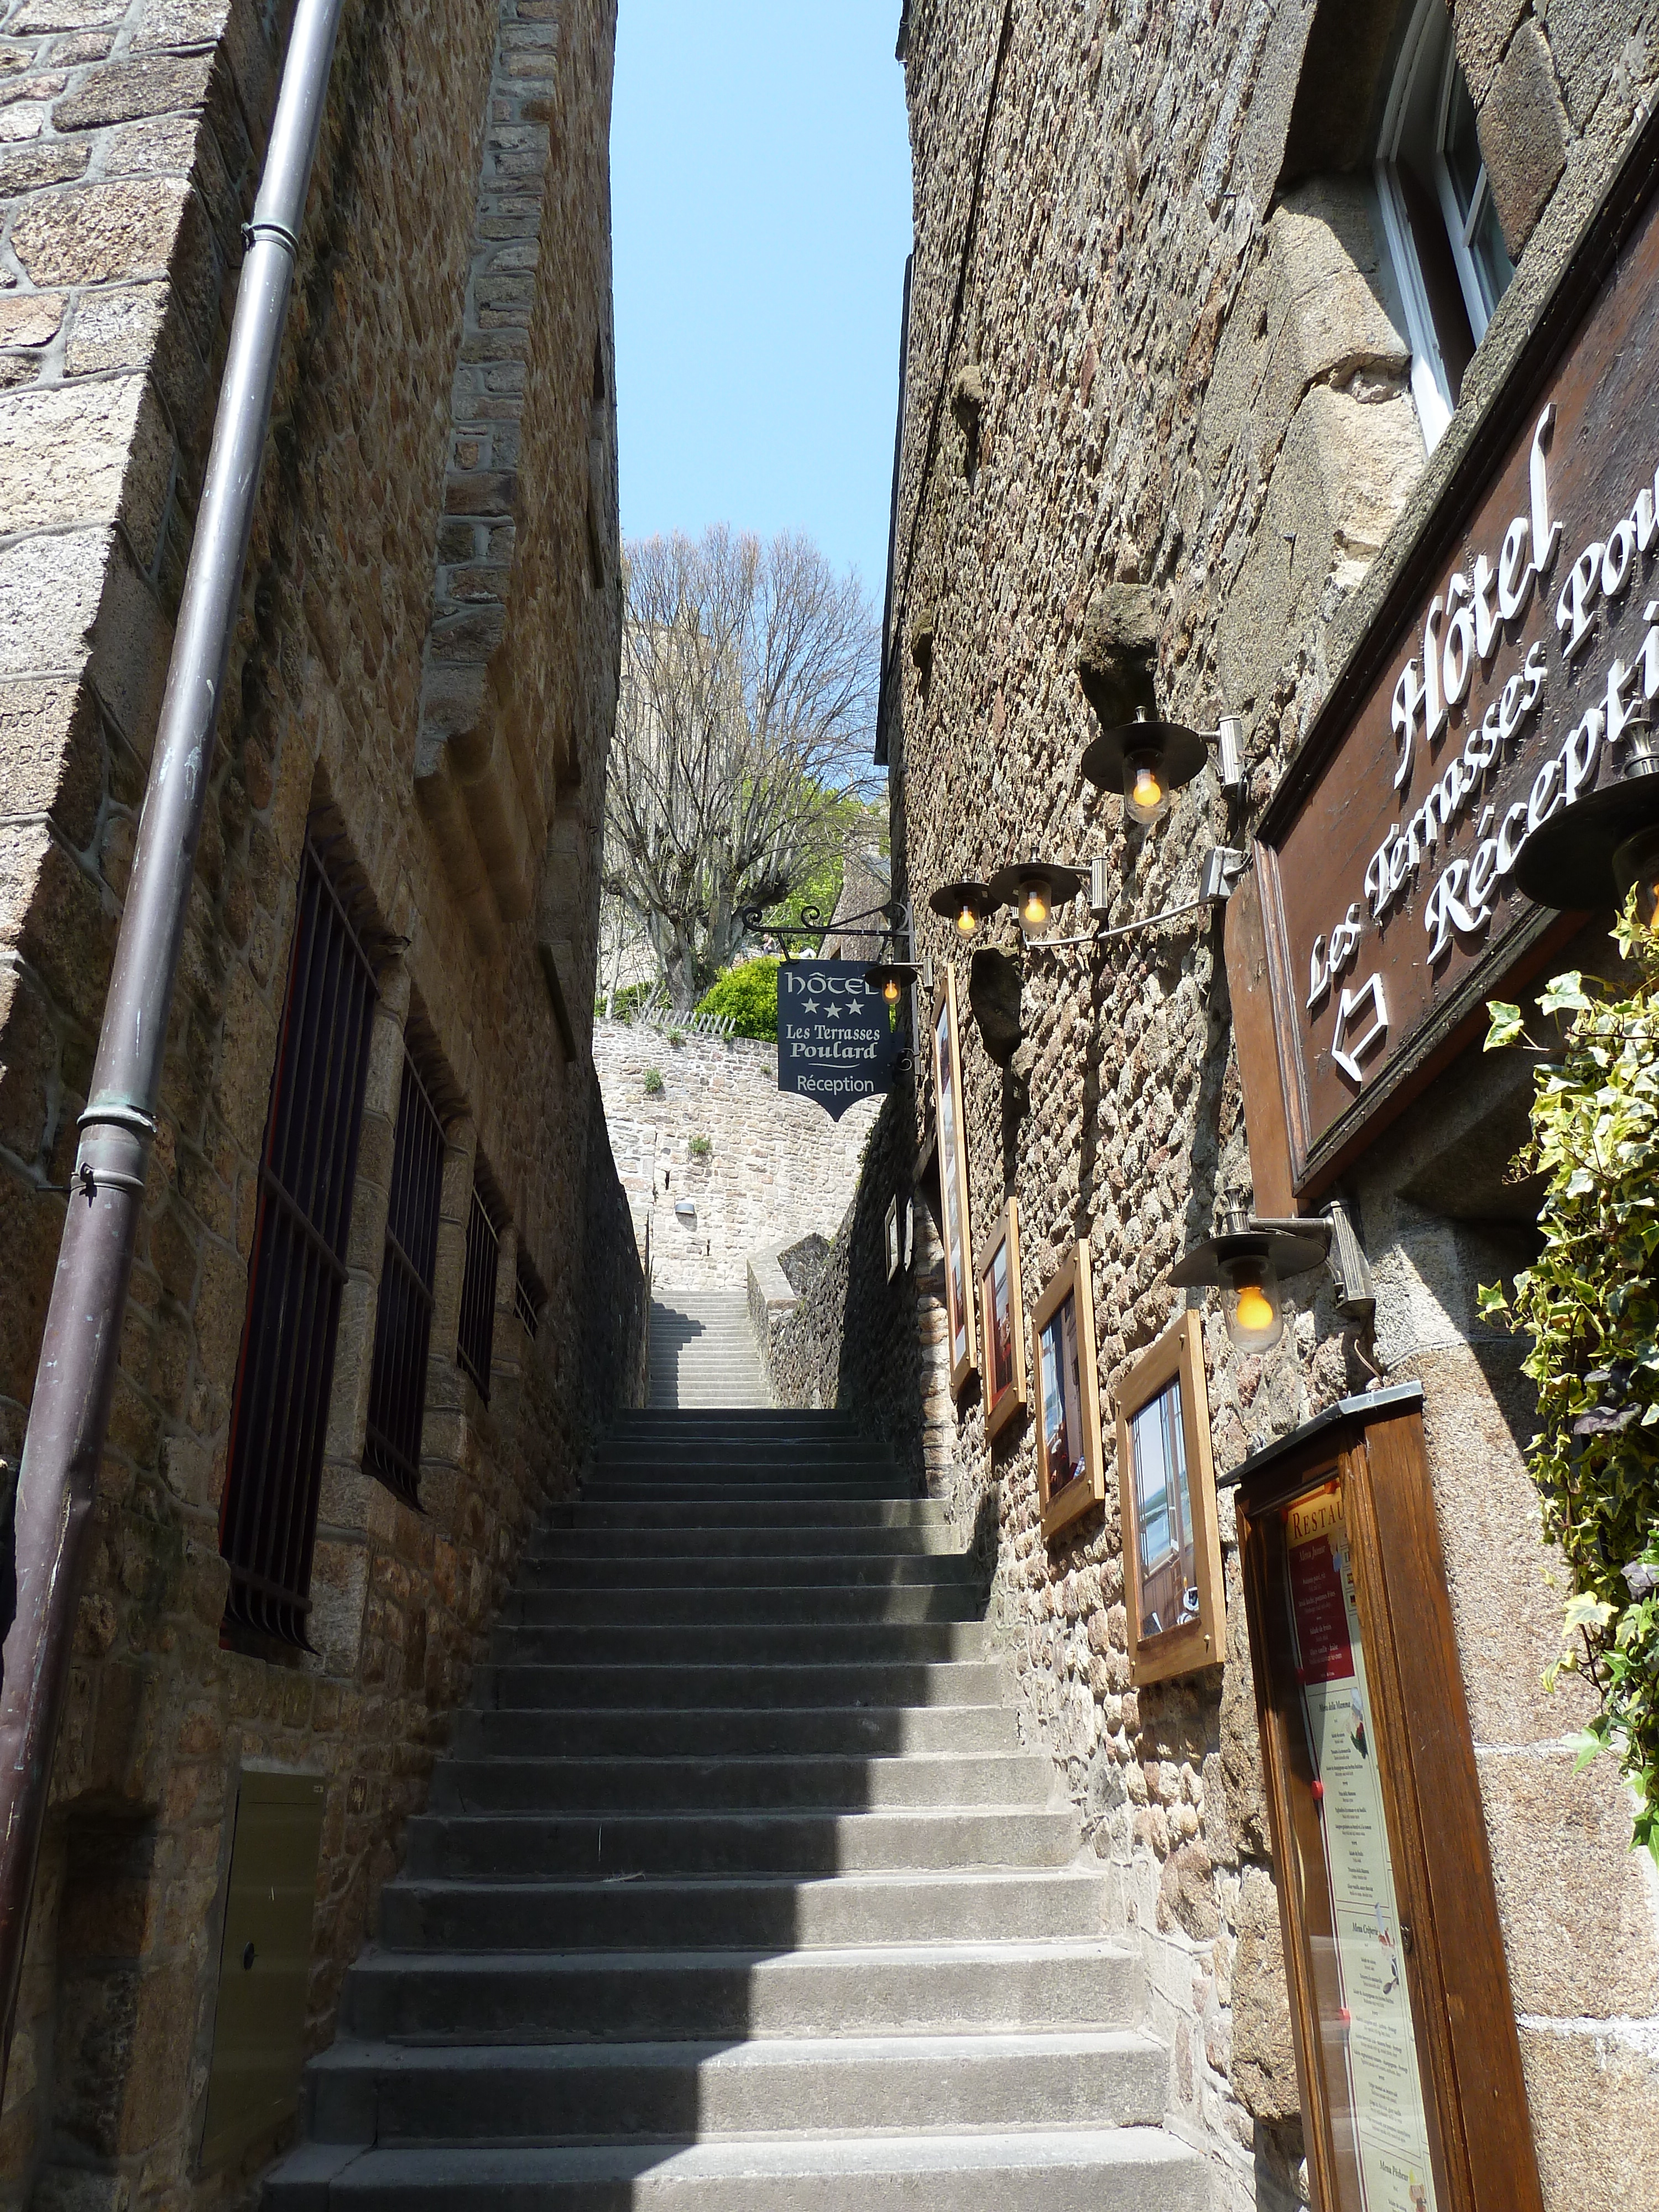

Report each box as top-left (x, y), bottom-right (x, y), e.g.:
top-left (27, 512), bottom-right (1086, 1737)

top-left (1375, 0), bottom-right (1515, 449)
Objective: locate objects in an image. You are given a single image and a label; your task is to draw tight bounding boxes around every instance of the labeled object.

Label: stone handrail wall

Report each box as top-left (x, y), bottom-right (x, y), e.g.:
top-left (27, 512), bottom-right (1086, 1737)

top-left (593, 1018), bottom-right (879, 1295)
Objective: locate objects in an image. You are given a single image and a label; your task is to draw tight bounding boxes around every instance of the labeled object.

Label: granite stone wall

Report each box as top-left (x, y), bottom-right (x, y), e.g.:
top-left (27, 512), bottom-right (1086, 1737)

top-left (592, 1018), bottom-right (879, 1296)
top-left (771, 4), bottom-right (1659, 2206)
top-left (0, 1), bottom-right (634, 2204)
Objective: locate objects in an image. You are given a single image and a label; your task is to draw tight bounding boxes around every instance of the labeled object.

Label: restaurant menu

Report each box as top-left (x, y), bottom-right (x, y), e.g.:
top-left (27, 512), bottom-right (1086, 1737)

top-left (1285, 1483), bottom-right (1438, 2212)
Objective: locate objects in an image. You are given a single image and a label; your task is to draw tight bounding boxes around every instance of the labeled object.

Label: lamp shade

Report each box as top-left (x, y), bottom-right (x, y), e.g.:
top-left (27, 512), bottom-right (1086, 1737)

top-left (928, 881), bottom-right (994, 938)
top-left (1512, 768), bottom-right (1659, 912)
top-left (985, 860), bottom-right (1087, 915)
top-left (1172, 1220), bottom-right (1329, 1356)
top-left (1081, 716), bottom-right (1209, 802)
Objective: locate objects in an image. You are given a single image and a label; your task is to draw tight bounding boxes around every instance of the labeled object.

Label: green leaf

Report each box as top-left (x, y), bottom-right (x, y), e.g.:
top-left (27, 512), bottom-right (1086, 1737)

top-left (1563, 1593), bottom-right (1617, 1634)
top-left (1539, 973), bottom-right (1593, 1016)
top-left (1572, 1728), bottom-right (1609, 1774)
top-left (1484, 1001), bottom-right (1525, 1051)
top-left (1476, 1280), bottom-right (1510, 1320)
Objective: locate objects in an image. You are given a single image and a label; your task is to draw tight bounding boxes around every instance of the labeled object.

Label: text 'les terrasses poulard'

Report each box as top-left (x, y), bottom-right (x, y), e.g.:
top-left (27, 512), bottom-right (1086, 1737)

top-left (1308, 404), bottom-right (1659, 1018)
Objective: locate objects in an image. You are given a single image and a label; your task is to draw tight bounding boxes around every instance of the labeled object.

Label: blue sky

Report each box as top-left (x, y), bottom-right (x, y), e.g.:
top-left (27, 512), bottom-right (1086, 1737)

top-left (610, 2), bottom-right (915, 607)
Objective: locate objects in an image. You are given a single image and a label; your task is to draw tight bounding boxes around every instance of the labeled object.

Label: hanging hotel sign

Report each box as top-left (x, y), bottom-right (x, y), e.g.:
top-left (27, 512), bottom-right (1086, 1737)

top-left (1253, 133), bottom-right (1659, 1193)
top-left (776, 960), bottom-right (898, 1119)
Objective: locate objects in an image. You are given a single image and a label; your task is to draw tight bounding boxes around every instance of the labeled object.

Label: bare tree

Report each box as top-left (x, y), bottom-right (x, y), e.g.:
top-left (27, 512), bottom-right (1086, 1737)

top-left (603, 527), bottom-right (880, 1008)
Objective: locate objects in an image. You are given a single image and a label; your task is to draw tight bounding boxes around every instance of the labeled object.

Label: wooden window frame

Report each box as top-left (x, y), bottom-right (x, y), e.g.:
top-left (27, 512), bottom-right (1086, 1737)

top-left (1030, 1237), bottom-right (1107, 1542)
top-left (930, 966), bottom-right (977, 1394)
top-left (1115, 1311), bottom-right (1225, 1684)
top-left (975, 1197), bottom-right (1027, 1442)
top-left (1229, 1384), bottom-right (1543, 2212)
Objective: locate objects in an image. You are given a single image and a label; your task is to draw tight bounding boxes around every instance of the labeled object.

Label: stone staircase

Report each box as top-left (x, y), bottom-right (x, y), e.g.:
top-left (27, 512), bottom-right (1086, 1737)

top-left (648, 1292), bottom-right (769, 1408)
top-left (266, 1410), bottom-right (1206, 2209)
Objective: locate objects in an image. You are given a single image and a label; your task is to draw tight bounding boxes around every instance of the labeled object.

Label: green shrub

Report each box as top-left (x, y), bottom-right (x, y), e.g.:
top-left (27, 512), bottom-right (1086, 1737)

top-left (1481, 901), bottom-right (1659, 1866)
top-left (688, 1133), bottom-right (712, 1160)
top-left (643, 1067), bottom-right (664, 1097)
top-left (595, 979), bottom-right (655, 1024)
top-left (696, 957), bottom-right (781, 1041)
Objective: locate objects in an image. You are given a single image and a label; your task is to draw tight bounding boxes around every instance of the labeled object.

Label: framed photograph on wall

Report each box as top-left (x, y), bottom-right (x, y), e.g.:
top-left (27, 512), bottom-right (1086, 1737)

top-left (931, 968), bottom-right (977, 1394)
top-left (1115, 1310), bottom-right (1225, 1685)
top-left (976, 1199), bottom-right (1027, 1441)
top-left (1031, 1238), bottom-right (1107, 1541)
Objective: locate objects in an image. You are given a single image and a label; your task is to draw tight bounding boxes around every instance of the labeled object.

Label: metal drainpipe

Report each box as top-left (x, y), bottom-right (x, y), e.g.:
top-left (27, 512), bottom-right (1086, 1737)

top-left (0, 0), bottom-right (348, 2084)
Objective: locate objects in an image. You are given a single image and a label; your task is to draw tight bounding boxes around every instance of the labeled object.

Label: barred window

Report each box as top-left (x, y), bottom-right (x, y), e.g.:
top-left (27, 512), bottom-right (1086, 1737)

top-left (457, 1183), bottom-right (500, 1400)
top-left (363, 1052), bottom-right (445, 1506)
top-left (221, 843), bottom-right (378, 1647)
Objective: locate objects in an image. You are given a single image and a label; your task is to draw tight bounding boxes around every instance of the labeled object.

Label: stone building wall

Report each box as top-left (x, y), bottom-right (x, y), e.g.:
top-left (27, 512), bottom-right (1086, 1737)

top-left (592, 1017), bottom-right (879, 1295)
top-left (770, 4), bottom-right (1659, 2208)
top-left (0, 1), bottom-right (637, 2206)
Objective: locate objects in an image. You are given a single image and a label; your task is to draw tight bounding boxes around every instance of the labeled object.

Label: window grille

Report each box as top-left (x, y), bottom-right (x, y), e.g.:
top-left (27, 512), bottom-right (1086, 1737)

top-left (221, 843), bottom-right (378, 1647)
top-left (363, 1051), bottom-right (445, 1505)
top-left (457, 1183), bottom-right (500, 1401)
top-left (514, 1254), bottom-right (541, 1340)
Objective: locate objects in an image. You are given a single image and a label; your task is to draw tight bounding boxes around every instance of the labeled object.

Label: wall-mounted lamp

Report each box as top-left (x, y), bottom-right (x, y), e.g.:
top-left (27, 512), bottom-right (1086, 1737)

top-left (1172, 1201), bottom-right (1374, 1354)
top-left (864, 960), bottom-right (920, 1006)
top-left (985, 859), bottom-right (1088, 941)
top-left (1082, 711), bottom-right (1246, 825)
top-left (1513, 731), bottom-right (1659, 921)
top-left (928, 881), bottom-right (994, 941)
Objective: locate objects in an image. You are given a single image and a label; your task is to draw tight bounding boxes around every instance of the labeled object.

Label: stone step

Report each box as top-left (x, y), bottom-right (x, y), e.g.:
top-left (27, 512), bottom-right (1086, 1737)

top-left (268, 2128), bottom-right (1208, 2210)
top-left (481, 1659), bottom-right (1007, 1712)
top-left (580, 1482), bottom-right (923, 1505)
top-left (403, 1805), bottom-right (1081, 1881)
top-left (583, 1469), bottom-right (914, 1493)
top-left (501, 1583), bottom-right (982, 1626)
top-left (609, 1412), bottom-right (864, 1433)
top-left (591, 1444), bottom-right (898, 1469)
top-left (377, 1867), bottom-right (1107, 1954)
top-left (305, 2027), bottom-right (1167, 2145)
top-left (426, 1750), bottom-right (1053, 1815)
top-left (487, 1621), bottom-right (989, 1666)
top-left (519, 1545), bottom-right (974, 1584)
top-left (342, 1938), bottom-right (1130, 2043)
top-left (541, 1500), bottom-right (949, 1537)
top-left (452, 1702), bottom-right (1019, 1762)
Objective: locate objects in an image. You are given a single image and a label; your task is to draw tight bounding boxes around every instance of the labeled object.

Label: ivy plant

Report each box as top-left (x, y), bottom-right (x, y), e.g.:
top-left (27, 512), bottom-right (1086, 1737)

top-left (1480, 901), bottom-right (1659, 1865)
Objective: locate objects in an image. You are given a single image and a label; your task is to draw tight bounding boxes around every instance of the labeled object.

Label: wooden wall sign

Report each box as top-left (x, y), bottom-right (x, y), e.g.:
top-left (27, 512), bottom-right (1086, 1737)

top-left (1251, 110), bottom-right (1659, 1196)
top-left (1114, 1312), bottom-right (1224, 1686)
top-left (930, 967), bottom-right (977, 1394)
top-left (1226, 1385), bottom-right (1542, 2212)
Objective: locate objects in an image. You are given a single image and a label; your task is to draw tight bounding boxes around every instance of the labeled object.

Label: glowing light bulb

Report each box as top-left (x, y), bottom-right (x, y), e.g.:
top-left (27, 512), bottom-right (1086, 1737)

top-left (1023, 888), bottom-right (1048, 927)
top-left (956, 904), bottom-right (979, 937)
top-left (1124, 745), bottom-right (1172, 826)
top-left (1131, 761), bottom-right (1164, 812)
top-left (883, 976), bottom-right (901, 1005)
top-left (1233, 1281), bottom-right (1275, 1334)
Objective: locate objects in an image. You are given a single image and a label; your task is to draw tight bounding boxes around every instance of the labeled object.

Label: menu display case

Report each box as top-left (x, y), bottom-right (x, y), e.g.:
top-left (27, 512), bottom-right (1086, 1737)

top-left (1226, 1385), bottom-right (1542, 2212)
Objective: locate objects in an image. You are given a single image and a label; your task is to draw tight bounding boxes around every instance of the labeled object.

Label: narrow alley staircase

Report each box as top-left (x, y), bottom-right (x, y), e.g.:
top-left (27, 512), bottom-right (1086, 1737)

top-left (268, 1411), bottom-right (1207, 2209)
top-left (648, 1292), bottom-right (769, 1408)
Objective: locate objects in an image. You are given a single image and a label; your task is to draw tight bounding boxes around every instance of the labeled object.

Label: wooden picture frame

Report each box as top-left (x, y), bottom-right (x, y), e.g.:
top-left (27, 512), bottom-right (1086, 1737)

top-left (1114, 1311), bottom-right (1225, 1686)
top-left (975, 1199), bottom-right (1027, 1441)
top-left (930, 968), bottom-right (977, 1394)
top-left (1230, 1385), bottom-right (1543, 2212)
top-left (1030, 1238), bottom-right (1107, 1541)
